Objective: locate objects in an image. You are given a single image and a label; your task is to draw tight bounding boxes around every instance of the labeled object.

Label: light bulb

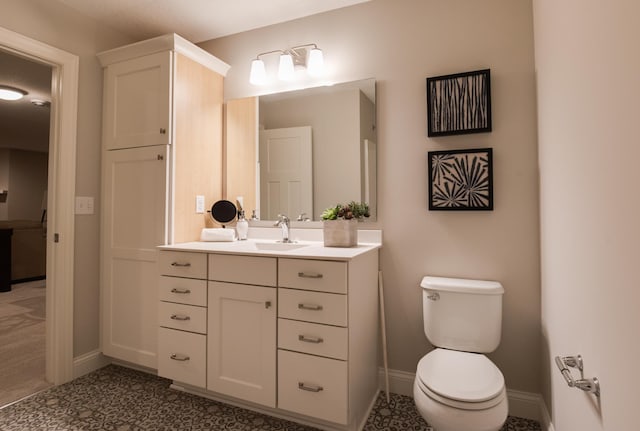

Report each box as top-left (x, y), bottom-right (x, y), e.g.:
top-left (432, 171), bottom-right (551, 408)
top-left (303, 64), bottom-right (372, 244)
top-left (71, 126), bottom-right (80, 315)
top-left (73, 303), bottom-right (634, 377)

top-left (249, 59), bottom-right (267, 85)
top-left (278, 54), bottom-right (295, 81)
top-left (0, 85), bottom-right (27, 101)
top-left (307, 48), bottom-right (324, 77)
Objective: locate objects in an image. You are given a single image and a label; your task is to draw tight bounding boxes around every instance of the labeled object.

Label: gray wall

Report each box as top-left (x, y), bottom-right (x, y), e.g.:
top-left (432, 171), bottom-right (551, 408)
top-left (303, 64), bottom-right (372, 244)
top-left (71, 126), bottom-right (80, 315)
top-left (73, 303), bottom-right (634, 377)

top-left (0, 0), bottom-right (134, 356)
top-left (201, 0), bottom-right (541, 393)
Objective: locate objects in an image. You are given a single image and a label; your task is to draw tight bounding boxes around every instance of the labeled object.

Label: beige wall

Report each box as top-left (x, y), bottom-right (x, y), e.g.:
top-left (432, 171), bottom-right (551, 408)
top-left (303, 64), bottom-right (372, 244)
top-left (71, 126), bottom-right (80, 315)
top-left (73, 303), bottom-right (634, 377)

top-left (6, 149), bottom-right (48, 221)
top-left (534, 0), bottom-right (640, 428)
top-left (0, 0), bottom-right (134, 356)
top-left (202, 0), bottom-right (541, 393)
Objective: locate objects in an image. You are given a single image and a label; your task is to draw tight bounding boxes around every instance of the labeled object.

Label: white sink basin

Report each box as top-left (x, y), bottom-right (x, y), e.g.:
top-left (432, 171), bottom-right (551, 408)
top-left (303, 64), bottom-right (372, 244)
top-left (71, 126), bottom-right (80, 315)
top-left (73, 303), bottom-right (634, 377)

top-left (251, 241), bottom-right (309, 251)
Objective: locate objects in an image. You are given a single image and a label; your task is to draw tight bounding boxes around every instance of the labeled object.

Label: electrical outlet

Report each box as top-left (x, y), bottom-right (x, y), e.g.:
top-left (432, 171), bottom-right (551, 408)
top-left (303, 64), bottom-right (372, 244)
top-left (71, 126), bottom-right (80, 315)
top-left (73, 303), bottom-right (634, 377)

top-left (196, 195), bottom-right (205, 214)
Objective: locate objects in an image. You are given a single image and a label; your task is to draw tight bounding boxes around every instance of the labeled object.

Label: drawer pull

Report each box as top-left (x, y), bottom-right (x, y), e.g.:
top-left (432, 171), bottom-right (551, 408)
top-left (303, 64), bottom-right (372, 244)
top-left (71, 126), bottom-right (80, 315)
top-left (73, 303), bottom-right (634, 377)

top-left (298, 272), bottom-right (323, 279)
top-left (171, 262), bottom-right (191, 267)
top-left (170, 353), bottom-right (190, 362)
top-left (170, 314), bottom-right (191, 321)
top-left (298, 382), bottom-right (323, 393)
top-left (298, 334), bottom-right (324, 344)
top-left (298, 303), bottom-right (323, 311)
top-left (170, 288), bottom-right (191, 294)
top-left (265, 301), bottom-right (272, 309)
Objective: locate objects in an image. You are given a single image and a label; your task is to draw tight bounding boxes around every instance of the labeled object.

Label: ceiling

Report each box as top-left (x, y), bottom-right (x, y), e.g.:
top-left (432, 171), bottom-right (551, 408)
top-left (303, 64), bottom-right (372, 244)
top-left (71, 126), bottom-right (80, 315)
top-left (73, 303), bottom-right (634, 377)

top-left (56, 0), bottom-right (371, 43)
top-left (0, 0), bottom-right (370, 155)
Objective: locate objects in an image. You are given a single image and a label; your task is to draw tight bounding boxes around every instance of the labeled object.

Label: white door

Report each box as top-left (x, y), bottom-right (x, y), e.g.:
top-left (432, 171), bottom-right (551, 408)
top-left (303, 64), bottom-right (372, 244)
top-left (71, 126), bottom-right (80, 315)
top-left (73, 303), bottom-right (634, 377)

top-left (259, 126), bottom-right (312, 220)
top-left (207, 281), bottom-right (276, 407)
top-left (101, 145), bottom-right (169, 369)
top-left (103, 51), bottom-right (172, 150)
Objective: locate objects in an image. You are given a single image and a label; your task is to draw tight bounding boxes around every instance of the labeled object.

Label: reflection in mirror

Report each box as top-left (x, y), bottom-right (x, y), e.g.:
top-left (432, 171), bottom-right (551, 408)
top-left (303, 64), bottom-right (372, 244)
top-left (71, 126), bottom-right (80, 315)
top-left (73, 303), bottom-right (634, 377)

top-left (257, 78), bottom-right (376, 222)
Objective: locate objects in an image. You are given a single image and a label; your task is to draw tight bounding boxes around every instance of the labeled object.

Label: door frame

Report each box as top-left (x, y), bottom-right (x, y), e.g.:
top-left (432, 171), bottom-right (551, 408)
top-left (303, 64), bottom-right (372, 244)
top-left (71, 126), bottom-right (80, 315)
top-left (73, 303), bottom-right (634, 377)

top-left (0, 26), bottom-right (78, 385)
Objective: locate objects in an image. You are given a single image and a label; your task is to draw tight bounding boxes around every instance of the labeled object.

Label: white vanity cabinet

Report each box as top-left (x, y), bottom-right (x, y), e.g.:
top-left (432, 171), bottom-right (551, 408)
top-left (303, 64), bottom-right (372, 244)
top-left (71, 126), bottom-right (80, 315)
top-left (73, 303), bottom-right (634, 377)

top-left (157, 242), bottom-right (380, 431)
top-left (207, 254), bottom-right (278, 407)
top-left (99, 34), bottom-right (229, 369)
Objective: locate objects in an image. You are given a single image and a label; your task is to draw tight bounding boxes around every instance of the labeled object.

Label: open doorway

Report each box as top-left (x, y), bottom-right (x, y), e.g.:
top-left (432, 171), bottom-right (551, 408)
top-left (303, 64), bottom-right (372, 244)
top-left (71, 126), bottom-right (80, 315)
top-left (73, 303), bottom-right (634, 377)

top-left (0, 48), bottom-right (52, 406)
top-left (0, 25), bottom-right (78, 400)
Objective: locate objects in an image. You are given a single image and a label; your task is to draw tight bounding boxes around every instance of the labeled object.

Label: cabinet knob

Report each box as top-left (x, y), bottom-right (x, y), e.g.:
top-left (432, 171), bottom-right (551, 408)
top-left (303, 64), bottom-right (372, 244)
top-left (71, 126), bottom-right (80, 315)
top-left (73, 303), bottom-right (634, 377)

top-left (265, 301), bottom-right (272, 309)
top-left (160, 128), bottom-right (167, 134)
top-left (157, 154), bottom-right (164, 161)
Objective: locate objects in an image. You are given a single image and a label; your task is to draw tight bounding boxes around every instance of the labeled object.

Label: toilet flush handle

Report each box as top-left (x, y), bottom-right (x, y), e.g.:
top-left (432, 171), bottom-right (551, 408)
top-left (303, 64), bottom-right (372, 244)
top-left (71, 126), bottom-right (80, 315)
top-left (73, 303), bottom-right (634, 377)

top-left (426, 292), bottom-right (440, 301)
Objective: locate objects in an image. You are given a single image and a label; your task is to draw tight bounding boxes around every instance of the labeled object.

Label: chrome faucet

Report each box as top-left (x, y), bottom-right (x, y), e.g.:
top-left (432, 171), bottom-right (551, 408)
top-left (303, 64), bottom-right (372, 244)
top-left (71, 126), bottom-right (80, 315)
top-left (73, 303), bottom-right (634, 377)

top-left (274, 214), bottom-right (292, 243)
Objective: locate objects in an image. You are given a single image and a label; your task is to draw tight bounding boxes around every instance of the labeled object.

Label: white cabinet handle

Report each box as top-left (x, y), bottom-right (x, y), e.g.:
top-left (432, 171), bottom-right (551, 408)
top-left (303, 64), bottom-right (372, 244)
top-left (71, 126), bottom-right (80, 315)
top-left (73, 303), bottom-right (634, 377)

top-left (298, 334), bottom-right (324, 344)
top-left (170, 314), bottom-right (191, 321)
top-left (170, 353), bottom-right (190, 362)
top-left (298, 272), bottom-right (323, 279)
top-left (171, 262), bottom-right (191, 267)
top-left (298, 303), bottom-right (323, 311)
top-left (298, 382), bottom-right (323, 392)
top-left (170, 288), bottom-right (191, 294)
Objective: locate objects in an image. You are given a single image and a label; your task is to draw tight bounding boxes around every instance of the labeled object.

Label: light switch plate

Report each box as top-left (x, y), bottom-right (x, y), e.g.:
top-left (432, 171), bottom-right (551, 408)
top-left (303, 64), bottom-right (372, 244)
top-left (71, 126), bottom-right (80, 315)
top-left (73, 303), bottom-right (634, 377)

top-left (196, 195), bottom-right (205, 214)
top-left (75, 196), bottom-right (94, 215)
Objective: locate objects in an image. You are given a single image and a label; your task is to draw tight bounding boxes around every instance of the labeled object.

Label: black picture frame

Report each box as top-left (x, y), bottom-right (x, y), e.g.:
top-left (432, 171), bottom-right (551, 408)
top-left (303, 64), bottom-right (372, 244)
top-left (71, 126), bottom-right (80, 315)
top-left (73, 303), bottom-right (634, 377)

top-left (426, 69), bottom-right (492, 137)
top-left (428, 148), bottom-right (493, 211)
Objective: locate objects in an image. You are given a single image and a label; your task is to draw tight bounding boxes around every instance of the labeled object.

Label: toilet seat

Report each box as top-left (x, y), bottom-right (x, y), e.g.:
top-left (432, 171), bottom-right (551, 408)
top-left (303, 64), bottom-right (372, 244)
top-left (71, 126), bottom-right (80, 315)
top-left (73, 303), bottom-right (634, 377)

top-left (416, 349), bottom-right (506, 410)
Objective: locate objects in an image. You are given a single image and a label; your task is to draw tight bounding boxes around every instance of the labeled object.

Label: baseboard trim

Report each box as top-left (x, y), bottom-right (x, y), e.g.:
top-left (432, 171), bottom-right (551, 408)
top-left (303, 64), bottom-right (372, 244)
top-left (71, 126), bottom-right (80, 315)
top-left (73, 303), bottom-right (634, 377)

top-left (539, 398), bottom-right (554, 431)
top-left (378, 367), bottom-right (547, 423)
top-left (73, 350), bottom-right (110, 378)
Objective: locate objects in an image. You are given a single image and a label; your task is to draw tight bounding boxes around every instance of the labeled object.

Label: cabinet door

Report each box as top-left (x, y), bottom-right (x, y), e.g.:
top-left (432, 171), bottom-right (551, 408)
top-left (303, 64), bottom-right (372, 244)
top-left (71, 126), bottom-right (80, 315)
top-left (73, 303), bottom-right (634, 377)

top-left (207, 281), bottom-right (276, 407)
top-left (103, 51), bottom-right (172, 150)
top-left (101, 145), bottom-right (169, 368)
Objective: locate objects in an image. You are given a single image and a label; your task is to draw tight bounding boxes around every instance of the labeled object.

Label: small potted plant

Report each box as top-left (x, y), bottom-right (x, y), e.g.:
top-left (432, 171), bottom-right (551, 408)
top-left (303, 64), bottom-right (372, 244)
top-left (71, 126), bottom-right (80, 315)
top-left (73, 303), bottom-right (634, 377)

top-left (321, 201), bottom-right (370, 247)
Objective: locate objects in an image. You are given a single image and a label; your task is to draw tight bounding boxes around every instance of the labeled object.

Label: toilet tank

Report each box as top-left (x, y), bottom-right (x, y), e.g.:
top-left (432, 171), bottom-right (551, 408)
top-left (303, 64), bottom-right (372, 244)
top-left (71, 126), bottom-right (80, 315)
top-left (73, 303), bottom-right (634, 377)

top-left (421, 276), bottom-right (504, 353)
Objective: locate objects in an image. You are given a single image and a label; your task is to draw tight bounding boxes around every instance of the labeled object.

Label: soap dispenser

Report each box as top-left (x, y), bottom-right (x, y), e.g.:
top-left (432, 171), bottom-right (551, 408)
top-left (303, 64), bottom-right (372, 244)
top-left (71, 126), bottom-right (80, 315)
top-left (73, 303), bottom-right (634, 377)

top-left (236, 210), bottom-right (249, 240)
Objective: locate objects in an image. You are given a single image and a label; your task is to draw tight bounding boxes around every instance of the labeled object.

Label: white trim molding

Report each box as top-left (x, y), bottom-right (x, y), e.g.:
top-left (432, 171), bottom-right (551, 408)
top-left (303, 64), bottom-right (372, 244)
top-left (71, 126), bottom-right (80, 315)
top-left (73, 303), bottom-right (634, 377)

top-left (378, 367), bottom-right (550, 424)
top-left (73, 350), bottom-right (111, 379)
top-left (0, 25), bottom-right (78, 386)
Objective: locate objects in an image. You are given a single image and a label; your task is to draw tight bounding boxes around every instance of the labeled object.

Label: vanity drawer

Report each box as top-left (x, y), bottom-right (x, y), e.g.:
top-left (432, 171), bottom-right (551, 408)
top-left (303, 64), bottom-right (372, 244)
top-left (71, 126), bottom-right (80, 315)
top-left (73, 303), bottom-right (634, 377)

top-left (158, 327), bottom-right (206, 388)
top-left (279, 259), bottom-right (347, 294)
top-left (278, 350), bottom-right (347, 424)
top-left (278, 319), bottom-right (347, 360)
top-left (158, 251), bottom-right (207, 279)
top-left (159, 276), bottom-right (207, 306)
top-left (278, 289), bottom-right (347, 327)
top-left (158, 302), bottom-right (207, 334)
top-left (208, 254), bottom-right (277, 286)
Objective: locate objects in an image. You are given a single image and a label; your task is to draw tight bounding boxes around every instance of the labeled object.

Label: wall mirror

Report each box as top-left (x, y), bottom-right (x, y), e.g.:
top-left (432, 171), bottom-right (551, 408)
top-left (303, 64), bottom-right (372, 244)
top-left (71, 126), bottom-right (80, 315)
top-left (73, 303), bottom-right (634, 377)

top-left (225, 78), bottom-right (377, 224)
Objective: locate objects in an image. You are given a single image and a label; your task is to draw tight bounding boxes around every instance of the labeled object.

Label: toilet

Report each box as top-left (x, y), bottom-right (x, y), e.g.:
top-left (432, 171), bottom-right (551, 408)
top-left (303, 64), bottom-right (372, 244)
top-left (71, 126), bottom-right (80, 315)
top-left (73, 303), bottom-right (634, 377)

top-left (413, 276), bottom-right (508, 431)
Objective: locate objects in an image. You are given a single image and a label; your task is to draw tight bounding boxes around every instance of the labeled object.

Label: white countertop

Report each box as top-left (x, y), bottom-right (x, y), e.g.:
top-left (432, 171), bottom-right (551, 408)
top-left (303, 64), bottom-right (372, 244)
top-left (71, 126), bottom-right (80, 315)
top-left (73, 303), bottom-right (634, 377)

top-left (159, 239), bottom-right (380, 260)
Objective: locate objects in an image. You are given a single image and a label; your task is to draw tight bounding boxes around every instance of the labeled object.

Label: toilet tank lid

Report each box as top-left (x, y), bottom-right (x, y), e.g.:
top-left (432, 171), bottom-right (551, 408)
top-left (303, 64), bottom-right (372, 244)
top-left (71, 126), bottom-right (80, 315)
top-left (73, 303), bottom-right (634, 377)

top-left (421, 276), bottom-right (504, 295)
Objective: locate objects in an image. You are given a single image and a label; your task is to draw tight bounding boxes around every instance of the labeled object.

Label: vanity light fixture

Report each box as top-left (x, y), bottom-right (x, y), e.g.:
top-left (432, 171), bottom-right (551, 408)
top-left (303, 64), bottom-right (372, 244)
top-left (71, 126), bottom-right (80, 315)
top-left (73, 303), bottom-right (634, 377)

top-left (0, 85), bottom-right (28, 101)
top-left (249, 43), bottom-right (324, 85)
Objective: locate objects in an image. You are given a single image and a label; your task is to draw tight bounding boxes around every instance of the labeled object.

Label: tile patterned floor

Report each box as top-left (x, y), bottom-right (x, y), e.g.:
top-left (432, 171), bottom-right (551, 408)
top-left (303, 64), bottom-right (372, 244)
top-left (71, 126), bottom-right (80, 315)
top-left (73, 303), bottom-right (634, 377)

top-left (0, 365), bottom-right (541, 430)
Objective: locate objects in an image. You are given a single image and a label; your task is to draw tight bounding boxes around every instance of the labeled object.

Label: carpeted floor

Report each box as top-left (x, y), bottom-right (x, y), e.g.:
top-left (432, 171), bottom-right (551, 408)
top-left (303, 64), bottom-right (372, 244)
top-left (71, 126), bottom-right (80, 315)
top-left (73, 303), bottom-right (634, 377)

top-left (0, 365), bottom-right (541, 430)
top-left (0, 279), bottom-right (51, 407)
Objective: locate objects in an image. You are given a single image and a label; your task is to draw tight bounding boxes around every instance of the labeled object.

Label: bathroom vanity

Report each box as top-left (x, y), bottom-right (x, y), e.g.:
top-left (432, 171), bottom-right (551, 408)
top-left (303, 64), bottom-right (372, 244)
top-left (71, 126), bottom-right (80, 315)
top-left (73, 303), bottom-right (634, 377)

top-left (157, 236), bottom-right (380, 431)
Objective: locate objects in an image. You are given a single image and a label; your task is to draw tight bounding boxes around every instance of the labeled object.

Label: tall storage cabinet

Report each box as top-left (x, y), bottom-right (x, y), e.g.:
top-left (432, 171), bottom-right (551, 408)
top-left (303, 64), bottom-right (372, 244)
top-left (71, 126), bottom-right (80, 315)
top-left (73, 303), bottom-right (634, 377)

top-left (99, 34), bottom-right (229, 369)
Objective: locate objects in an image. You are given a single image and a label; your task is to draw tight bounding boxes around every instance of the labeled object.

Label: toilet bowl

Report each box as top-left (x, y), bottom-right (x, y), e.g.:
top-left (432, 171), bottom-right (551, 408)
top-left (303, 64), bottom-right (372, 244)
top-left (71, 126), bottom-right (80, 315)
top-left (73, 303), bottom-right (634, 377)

top-left (413, 349), bottom-right (508, 431)
top-left (415, 276), bottom-right (508, 431)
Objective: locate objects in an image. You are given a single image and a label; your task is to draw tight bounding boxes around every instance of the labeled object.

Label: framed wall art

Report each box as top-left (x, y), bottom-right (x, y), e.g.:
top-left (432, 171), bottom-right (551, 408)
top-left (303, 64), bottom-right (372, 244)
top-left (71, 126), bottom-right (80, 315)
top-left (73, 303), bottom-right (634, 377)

top-left (428, 148), bottom-right (493, 211)
top-left (426, 69), bottom-right (492, 137)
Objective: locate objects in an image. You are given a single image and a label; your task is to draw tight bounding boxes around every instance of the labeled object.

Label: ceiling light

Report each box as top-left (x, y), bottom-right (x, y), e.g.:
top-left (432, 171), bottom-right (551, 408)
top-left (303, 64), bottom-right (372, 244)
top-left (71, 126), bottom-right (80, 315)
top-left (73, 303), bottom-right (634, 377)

top-left (0, 85), bottom-right (28, 101)
top-left (249, 44), bottom-right (325, 85)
